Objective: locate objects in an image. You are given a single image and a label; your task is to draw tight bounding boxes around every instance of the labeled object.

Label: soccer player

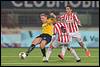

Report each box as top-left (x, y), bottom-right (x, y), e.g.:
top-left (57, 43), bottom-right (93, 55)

top-left (46, 21), bottom-right (81, 62)
top-left (58, 4), bottom-right (91, 57)
top-left (25, 13), bottom-right (56, 62)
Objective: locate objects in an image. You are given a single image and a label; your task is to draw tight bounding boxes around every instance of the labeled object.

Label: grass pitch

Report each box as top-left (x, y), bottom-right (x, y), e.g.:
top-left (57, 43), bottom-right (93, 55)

top-left (1, 48), bottom-right (99, 66)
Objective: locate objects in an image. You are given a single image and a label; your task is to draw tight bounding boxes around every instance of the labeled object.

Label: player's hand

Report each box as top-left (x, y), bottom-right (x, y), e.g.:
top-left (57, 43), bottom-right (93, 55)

top-left (78, 24), bottom-right (82, 27)
top-left (50, 13), bottom-right (56, 18)
top-left (50, 13), bottom-right (54, 16)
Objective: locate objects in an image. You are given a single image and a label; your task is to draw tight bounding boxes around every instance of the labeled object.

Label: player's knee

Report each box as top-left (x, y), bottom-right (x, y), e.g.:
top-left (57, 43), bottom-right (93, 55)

top-left (67, 48), bottom-right (70, 51)
top-left (31, 44), bottom-right (35, 46)
top-left (40, 46), bottom-right (44, 49)
top-left (40, 44), bottom-right (45, 49)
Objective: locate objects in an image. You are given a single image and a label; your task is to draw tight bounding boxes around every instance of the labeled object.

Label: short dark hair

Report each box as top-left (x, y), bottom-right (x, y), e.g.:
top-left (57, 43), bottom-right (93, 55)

top-left (66, 4), bottom-right (73, 9)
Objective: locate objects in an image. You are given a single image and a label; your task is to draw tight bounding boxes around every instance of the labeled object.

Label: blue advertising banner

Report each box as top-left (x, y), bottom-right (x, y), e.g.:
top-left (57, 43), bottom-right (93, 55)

top-left (1, 34), bottom-right (21, 48)
top-left (21, 31), bottom-right (41, 47)
top-left (1, 31), bottom-right (99, 48)
top-left (20, 31), bottom-right (99, 48)
top-left (69, 31), bottom-right (99, 48)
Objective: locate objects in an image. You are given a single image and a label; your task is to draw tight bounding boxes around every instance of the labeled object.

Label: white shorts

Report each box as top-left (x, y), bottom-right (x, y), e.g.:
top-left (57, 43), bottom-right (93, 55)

top-left (51, 37), bottom-right (70, 48)
top-left (69, 31), bottom-right (83, 42)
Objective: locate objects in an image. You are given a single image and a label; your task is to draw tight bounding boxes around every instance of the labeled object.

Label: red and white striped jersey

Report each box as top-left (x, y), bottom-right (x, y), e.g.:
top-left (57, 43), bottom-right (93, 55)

top-left (54, 22), bottom-right (70, 43)
top-left (58, 12), bottom-right (81, 33)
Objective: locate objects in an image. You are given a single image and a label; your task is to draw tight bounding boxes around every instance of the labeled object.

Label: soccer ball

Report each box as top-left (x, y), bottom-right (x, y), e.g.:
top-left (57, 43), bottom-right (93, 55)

top-left (19, 52), bottom-right (26, 59)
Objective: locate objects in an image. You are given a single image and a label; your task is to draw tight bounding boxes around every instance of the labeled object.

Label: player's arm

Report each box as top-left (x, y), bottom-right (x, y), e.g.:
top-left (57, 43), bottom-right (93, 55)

top-left (74, 13), bottom-right (82, 26)
top-left (50, 25), bottom-right (57, 44)
top-left (50, 13), bottom-right (57, 18)
top-left (50, 34), bottom-right (56, 44)
top-left (50, 12), bottom-right (65, 23)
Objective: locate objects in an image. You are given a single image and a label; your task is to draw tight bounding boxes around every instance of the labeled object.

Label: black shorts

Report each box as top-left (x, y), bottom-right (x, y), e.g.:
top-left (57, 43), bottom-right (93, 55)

top-left (36, 33), bottom-right (52, 44)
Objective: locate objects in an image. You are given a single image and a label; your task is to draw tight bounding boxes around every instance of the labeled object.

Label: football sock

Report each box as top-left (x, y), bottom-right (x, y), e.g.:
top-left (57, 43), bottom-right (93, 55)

top-left (70, 48), bottom-right (80, 60)
top-left (61, 45), bottom-right (67, 56)
top-left (83, 43), bottom-right (88, 51)
top-left (79, 42), bottom-right (88, 51)
top-left (26, 44), bottom-right (35, 55)
top-left (46, 47), bottom-right (53, 60)
top-left (41, 48), bottom-right (46, 57)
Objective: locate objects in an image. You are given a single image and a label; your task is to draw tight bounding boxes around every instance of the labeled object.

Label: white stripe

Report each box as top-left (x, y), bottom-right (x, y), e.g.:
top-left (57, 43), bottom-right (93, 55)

top-left (70, 23), bottom-right (72, 32)
top-left (75, 21), bottom-right (79, 32)
top-left (55, 23), bottom-right (61, 41)
top-left (63, 23), bottom-right (67, 43)
top-left (57, 23), bottom-right (62, 42)
top-left (64, 14), bottom-right (66, 21)
top-left (60, 23), bottom-right (65, 43)
top-left (66, 14), bottom-right (68, 22)
top-left (74, 13), bottom-right (79, 23)
top-left (72, 22), bottom-right (75, 32)
top-left (72, 13), bottom-right (78, 32)
top-left (71, 13), bottom-right (76, 32)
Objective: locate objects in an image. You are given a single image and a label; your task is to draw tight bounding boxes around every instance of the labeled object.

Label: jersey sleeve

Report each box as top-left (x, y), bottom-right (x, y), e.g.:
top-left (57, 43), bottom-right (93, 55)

top-left (74, 13), bottom-right (81, 26)
top-left (58, 15), bottom-right (65, 19)
top-left (54, 24), bottom-right (58, 35)
top-left (51, 25), bottom-right (57, 43)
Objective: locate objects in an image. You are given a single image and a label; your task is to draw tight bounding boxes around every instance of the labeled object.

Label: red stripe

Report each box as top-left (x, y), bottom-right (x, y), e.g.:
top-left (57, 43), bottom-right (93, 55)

top-left (71, 14), bottom-right (74, 32)
top-left (56, 23), bottom-right (62, 42)
top-left (71, 17), bottom-right (74, 32)
top-left (64, 15), bottom-right (65, 20)
top-left (74, 21), bottom-right (78, 32)
top-left (54, 24), bottom-right (60, 41)
top-left (63, 23), bottom-right (67, 43)
top-left (66, 35), bottom-right (68, 42)
top-left (65, 14), bottom-right (67, 20)
top-left (68, 14), bottom-right (69, 20)
top-left (67, 23), bottom-right (70, 33)
top-left (74, 13), bottom-right (80, 25)
top-left (69, 23), bottom-right (72, 33)
top-left (72, 23), bottom-right (75, 32)
top-left (61, 23), bottom-right (66, 43)
top-left (55, 24), bottom-right (60, 35)
top-left (59, 23), bottom-right (64, 42)
top-left (54, 25), bottom-right (57, 34)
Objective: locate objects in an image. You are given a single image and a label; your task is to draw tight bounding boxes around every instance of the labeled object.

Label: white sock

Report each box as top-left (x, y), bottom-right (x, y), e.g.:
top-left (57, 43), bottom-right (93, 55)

top-left (61, 45), bottom-right (67, 56)
top-left (70, 48), bottom-right (80, 60)
top-left (46, 47), bottom-right (53, 60)
top-left (79, 42), bottom-right (88, 51)
top-left (83, 43), bottom-right (88, 51)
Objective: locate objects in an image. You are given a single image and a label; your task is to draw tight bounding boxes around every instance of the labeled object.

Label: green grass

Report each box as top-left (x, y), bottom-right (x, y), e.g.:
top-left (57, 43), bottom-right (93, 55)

top-left (1, 48), bottom-right (99, 66)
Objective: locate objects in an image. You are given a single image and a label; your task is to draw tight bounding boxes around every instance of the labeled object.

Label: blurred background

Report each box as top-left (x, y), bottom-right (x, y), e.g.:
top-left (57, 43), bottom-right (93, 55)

top-left (1, 1), bottom-right (99, 48)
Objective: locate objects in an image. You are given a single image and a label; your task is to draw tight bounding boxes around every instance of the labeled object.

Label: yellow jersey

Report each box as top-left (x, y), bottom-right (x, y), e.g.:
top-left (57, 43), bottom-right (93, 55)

top-left (42, 18), bottom-right (56, 36)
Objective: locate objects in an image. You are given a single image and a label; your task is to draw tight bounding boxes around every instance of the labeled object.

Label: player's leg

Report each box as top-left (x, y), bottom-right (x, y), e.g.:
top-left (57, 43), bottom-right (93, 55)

top-left (58, 34), bottom-right (72, 60)
top-left (75, 32), bottom-right (91, 57)
top-left (26, 37), bottom-right (42, 56)
top-left (69, 48), bottom-right (81, 62)
top-left (58, 45), bottom-right (81, 62)
top-left (46, 44), bottom-right (54, 61)
top-left (40, 40), bottom-right (47, 62)
top-left (58, 44), bottom-right (67, 60)
top-left (78, 41), bottom-right (91, 57)
top-left (40, 34), bottom-right (52, 62)
top-left (46, 39), bottom-right (58, 61)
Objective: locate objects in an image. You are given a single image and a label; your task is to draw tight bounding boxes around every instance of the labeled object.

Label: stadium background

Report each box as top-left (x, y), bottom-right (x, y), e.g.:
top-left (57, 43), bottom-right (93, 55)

top-left (1, 1), bottom-right (99, 47)
top-left (1, 1), bottom-right (99, 48)
top-left (1, 1), bottom-right (99, 66)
